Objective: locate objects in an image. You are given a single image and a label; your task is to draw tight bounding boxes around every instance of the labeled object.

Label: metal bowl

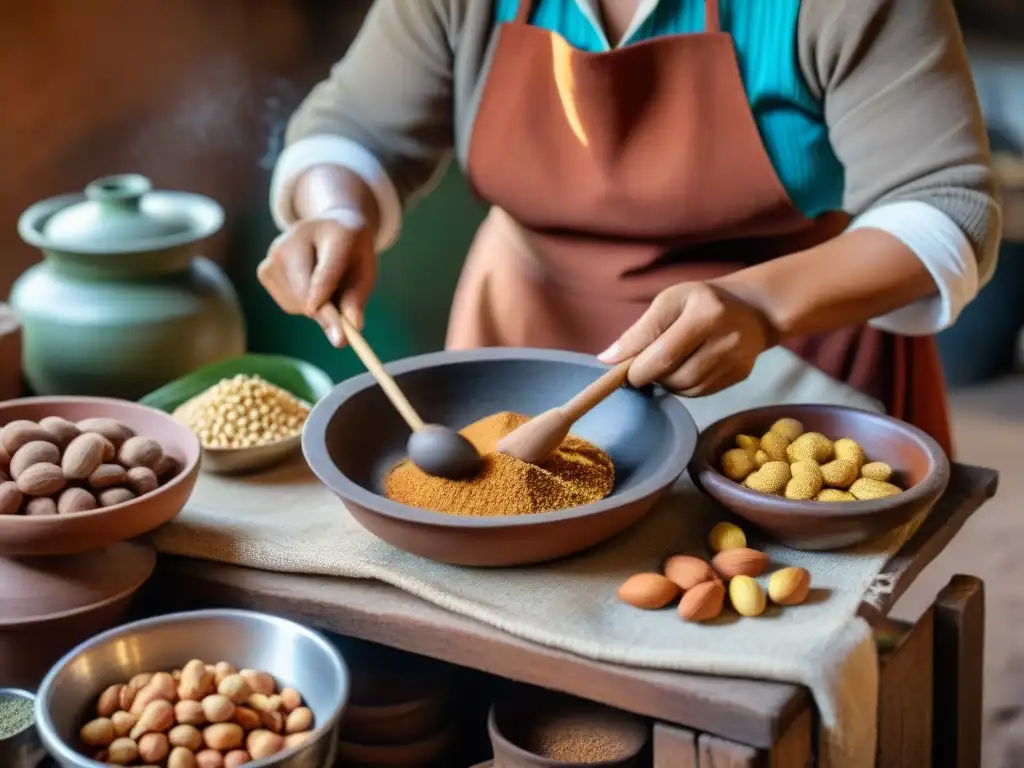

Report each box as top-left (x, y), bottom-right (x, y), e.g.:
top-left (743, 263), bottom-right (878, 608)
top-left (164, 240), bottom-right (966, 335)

top-left (303, 348), bottom-right (697, 566)
top-left (0, 688), bottom-right (46, 768)
top-left (35, 609), bottom-right (349, 768)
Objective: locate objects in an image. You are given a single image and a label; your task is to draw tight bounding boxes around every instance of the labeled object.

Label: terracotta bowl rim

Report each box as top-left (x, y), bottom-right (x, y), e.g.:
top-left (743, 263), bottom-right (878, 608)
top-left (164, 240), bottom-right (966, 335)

top-left (0, 395), bottom-right (202, 524)
top-left (690, 403), bottom-right (950, 518)
top-left (0, 542), bottom-right (157, 629)
top-left (303, 348), bottom-right (697, 529)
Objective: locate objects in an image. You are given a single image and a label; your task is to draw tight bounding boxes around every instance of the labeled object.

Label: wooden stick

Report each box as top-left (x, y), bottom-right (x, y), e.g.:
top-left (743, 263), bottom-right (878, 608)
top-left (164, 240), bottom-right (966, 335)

top-left (561, 359), bottom-right (632, 421)
top-left (317, 304), bottom-right (425, 432)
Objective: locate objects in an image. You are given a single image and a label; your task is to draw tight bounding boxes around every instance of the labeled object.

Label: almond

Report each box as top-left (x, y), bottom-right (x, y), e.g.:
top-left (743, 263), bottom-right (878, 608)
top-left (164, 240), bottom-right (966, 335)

top-left (39, 416), bottom-right (80, 449)
top-left (119, 436), bottom-right (164, 470)
top-left (58, 487), bottom-right (99, 514)
top-left (99, 487), bottom-right (137, 507)
top-left (77, 418), bottom-right (134, 448)
top-left (16, 462), bottom-right (65, 497)
top-left (616, 572), bottom-right (680, 609)
top-left (663, 555), bottom-right (716, 590)
top-left (154, 454), bottom-right (181, 481)
top-left (0, 420), bottom-right (55, 455)
top-left (678, 579), bottom-right (725, 622)
top-left (729, 575), bottom-right (767, 617)
top-left (9, 440), bottom-right (61, 480)
top-left (24, 496), bottom-right (57, 516)
top-left (0, 481), bottom-right (22, 515)
top-left (89, 463), bottom-right (128, 490)
top-left (768, 567), bottom-right (811, 606)
top-left (62, 433), bottom-right (108, 480)
top-left (711, 548), bottom-right (769, 580)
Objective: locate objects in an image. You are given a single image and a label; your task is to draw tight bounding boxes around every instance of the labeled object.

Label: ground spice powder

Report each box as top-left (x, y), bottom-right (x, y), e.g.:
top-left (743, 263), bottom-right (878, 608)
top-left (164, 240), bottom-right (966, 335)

top-left (525, 714), bottom-right (636, 762)
top-left (384, 411), bottom-right (614, 516)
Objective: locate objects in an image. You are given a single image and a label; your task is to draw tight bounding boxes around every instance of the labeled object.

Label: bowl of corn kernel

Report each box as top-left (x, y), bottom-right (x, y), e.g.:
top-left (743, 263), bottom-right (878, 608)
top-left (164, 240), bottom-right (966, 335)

top-left (140, 354), bottom-right (334, 474)
top-left (690, 404), bottom-right (949, 550)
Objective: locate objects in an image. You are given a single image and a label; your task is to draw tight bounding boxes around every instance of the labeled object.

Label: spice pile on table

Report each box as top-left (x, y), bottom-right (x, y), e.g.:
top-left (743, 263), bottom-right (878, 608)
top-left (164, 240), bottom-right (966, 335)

top-left (384, 411), bottom-right (614, 516)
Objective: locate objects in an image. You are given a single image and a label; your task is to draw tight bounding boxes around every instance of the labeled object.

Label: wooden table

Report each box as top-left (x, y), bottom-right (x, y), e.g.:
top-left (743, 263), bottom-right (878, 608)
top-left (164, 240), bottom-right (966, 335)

top-left (151, 463), bottom-right (998, 767)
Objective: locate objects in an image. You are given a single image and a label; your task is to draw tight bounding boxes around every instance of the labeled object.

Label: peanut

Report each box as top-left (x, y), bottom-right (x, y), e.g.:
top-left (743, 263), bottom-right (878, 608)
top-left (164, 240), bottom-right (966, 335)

top-left (720, 448), bottom-right (755, 482)
top-left (850, 477), bottom-right (902, 500)
top-left (204, 722), bottom-right (244, 751)
top-left (179, 659), bottom-right (215, 701)
top-left (285, 707), bottom-right (313, 734)
top-left (769, 417), bottom-right (804, 442)
top-left (201, 694), bottom-right (235, 724)
top-left (111, 711), bottom-right (136, 738)
top-left (195, 750), bottom-right (224, 768)
top-left (76, 417), bottom-right (134, 447)
top-left (707, 522), bottom-right (746, 552)
top-left (729, 575), bottom-right (767, 617)
top-left (786, 432), bottom-right (834, 464)
top-left (0, 421), bottom-right (54, 455)
top-left (284, 731), bottom-right (313, 748)
top-left (118, 436), bottom-right (164, 470)
top-left (99, 487), bottom-right (137, 507)
top-left (174, 700), bottom-right (206, 726)
top-left (57, 487), bottom-right (98, 514)
top-left (743, 461), bottom-right (791, 495)
top-left (784, 460), bottom-right (823, 501)
top-left (278, 687), bottom-right (302, 713)
top-left (130, 699), bottom-right (174, 740)
top-left (169, 724), bottom-right (203, 751)
top-left (80, 717), bottom-right (115, 747)
top-left (9, 440), bottom-right (60, 479)
top-left (96, 684), bottom-right (124, 718)
top-left (106, 737), bottom-right (139, 765)
top-left (138, 732), bottom-right (170, 764)
top-left (217, 673), bottom-right (252, 704)
top-left (62, 433), bottom-right (108, 480)
top-left (735, 434), bottom-right (760, 453)
top-left (860, 461), bottom-right (894, 483)
top-left (833, 437), bottom-right (866, 469)
top-left (239, 669), bottom-right (276, 697)
top-left (820, 459), bottom-right (859, 489)
top-left (815, 489), bottom-right (856, 502)
top-left (169, 746), bottom-right (199, 768)
top-left (88, 463), bottom-right (128, 490)
top-left (247, 729), bottom-right (284, 759)
top-left (16, 462), bottom-right (65, 497)
top-left (758, 431), bottom-right (790, 462)
top-left (224, 751), bottom-right (251, 768)
top-left (127, 466), bottom-right (159, 496)
top-left (39, 416), bottom-right (79, 449)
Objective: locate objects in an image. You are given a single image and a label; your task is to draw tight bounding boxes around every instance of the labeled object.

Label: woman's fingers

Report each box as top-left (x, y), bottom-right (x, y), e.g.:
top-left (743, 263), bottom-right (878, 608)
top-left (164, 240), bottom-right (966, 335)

top-left (337, 229), bottom-right (378, 331)
top-left (314, 303), bottom-right (346, 348)
top-left (307, 224), bottom-right (356, 315)
top-left (658, 332), bottom-right (738, 392)
top-left (598, 290), bottom-right (681, 364)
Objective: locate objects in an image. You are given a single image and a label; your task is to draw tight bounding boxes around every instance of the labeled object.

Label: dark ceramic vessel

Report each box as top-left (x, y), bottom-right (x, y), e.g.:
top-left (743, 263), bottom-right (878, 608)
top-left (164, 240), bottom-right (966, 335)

top-left (302, 349), bottom-right (697, 567)
top-left (690, 404), bottom-right (950, 550)
top-left (488, 688), bottom-right (648, 768)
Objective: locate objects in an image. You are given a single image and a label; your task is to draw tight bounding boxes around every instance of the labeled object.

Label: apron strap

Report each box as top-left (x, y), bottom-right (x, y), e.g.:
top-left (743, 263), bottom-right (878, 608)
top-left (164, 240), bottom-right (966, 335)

top-left (705, 0), bottom-right (720, 32)
top-left (514, 0), bottom-right (534, 24)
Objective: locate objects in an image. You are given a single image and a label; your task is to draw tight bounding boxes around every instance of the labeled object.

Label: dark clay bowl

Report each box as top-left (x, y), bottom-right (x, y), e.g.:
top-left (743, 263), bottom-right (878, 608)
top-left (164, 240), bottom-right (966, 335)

top-left (303, 348), bottom-right (696, 566)
top-left (488, 688), bottom-right (648, 768)
top-left (0, 397), bottom-right (201, 557)
top-left (690, 404), bottom-right (950, 550)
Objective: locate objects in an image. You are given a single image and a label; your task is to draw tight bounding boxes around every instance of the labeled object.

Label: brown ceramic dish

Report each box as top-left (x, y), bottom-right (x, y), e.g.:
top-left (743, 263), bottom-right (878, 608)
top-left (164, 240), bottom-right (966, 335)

top-left (303, 348), bottom-right (697, 567)
top-left (488, 688), bottom-right (648, 768)
top-left (0, 541), bottom-right (155, 689)
top-left (690, 404), bottom-right (950, 550)
top-left (0, 397), bottom-right (201, 557)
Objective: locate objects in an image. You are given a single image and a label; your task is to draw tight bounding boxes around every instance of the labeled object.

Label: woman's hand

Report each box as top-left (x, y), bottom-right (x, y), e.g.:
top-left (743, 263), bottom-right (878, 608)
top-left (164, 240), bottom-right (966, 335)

top-left (257, 210), bottom-right (377, 347)
top-left (598, 282), bottom-right (774, 396)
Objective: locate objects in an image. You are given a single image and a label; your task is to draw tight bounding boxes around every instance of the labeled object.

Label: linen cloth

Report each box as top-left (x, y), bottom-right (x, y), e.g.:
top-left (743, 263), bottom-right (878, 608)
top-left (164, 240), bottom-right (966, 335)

top-left (151, 347), bottom-right (927, 768)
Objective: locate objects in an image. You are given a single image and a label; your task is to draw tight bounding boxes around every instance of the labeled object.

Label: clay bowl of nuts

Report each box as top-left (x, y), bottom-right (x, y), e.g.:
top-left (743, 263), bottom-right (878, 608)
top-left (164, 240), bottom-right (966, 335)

top-left (34, 608), bottom-right (349, 768)
top-left (0, 396), bottom-right (201, 557)
top-left (690, 404), bottom-right (950, 550)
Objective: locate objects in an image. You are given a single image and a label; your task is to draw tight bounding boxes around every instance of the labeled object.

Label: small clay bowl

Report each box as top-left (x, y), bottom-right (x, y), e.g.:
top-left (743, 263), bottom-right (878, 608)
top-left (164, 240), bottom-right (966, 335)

top-left (336, 725), bottom-right (455, 767)
top-left (0, 688), bottom-right (47, 768)
top-left (690, 404), bottom-right (950, 550)
top-left (303, 348), bottom-right (697, 566)
top-left (0, 396), bottom-right (201, 556)
top-left (341, 641), bottom-right (452, 744)
top-left (488, 689), bottom-right (648, 768)
top-left (0, 542), bottom-right (156, 689)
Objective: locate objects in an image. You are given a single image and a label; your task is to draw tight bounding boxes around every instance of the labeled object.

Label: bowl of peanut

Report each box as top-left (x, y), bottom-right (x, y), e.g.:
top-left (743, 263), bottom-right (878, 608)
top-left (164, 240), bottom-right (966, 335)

top-left (690, 404), bottom-right (949, 550)
top-left (0, 397), bottom-right (201, 557)
top-left (34, 609), bottom-right (348, 768)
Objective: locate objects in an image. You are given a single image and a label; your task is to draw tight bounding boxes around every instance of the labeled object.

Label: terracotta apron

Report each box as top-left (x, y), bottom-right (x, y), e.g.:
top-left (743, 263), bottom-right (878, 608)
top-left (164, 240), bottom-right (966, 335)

top-left (448, 0), bottom-right (953, 455)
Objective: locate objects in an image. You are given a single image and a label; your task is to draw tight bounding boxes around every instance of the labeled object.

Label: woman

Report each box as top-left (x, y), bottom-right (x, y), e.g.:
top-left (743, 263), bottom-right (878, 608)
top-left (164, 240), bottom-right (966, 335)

top-left (260, 0), bottom-right (1000, 454)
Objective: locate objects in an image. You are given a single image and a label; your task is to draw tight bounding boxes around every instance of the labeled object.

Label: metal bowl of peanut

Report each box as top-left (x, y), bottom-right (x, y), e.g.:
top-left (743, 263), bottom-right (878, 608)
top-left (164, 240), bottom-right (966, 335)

top-left (34, 609), bottom-right (348, 768)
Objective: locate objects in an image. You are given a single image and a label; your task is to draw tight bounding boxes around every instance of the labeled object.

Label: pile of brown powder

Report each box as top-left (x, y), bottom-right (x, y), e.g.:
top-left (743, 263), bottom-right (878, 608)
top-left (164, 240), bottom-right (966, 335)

top-left (524, 714), bottom-right (639, 762)
top-left (384, 411), bottom-right (614, 516)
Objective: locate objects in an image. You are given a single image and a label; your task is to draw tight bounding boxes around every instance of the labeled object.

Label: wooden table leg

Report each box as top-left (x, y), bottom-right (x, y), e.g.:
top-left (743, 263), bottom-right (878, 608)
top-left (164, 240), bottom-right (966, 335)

top-left (877, 609), bottom-right (935, 768)
top-left (932, 575), bottom-right (984, 768)
top-left (655, 706), bottom-right (812, 767)
top-left (653, 723), bottom-right (698, 767)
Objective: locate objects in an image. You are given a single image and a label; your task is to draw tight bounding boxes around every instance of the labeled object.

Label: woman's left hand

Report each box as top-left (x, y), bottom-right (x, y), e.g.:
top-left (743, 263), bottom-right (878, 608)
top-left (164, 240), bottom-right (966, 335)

top-left (598, 282), bottom-right (774, 396)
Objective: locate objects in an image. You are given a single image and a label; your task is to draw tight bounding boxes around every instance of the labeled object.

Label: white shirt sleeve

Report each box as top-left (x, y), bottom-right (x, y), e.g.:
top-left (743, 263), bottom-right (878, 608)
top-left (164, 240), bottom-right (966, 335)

top-left (849, 201), bottom-right (981, 336)
top-left (269, 134), bottom-right (404, 253)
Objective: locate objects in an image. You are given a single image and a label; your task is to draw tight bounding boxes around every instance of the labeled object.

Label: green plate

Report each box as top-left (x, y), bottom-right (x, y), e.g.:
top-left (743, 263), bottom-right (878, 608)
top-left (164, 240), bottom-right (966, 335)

top-left (139, 354), bottom-right (335, 413)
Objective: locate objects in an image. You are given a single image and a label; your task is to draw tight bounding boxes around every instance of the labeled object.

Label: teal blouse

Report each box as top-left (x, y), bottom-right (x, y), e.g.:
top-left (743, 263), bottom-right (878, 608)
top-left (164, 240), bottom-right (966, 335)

top-left (494, 0), bottom-right (845, 218)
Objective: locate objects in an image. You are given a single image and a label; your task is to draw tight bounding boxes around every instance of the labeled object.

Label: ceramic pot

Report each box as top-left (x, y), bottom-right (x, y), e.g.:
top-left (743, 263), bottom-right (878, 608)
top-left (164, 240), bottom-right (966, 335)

top-left (13, 174), bottom-right (245, 399)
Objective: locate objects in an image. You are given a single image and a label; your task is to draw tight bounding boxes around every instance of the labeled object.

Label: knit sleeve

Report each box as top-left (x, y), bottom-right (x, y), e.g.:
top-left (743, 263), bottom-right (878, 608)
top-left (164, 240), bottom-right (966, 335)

top-left (798, 0), bottom-right (1002, 290)
top-left (279, 0), bottom-right (458, 221)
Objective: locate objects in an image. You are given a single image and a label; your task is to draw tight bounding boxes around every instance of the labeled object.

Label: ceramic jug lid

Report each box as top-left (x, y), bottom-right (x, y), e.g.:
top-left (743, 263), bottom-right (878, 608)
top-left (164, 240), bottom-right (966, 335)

top-left (18, 174), bottom-right (224, 254)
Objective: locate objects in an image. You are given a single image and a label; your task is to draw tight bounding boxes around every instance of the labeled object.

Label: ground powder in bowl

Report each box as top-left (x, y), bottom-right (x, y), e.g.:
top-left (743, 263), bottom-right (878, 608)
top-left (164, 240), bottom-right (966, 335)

top-left (0, 692), bottom-right (34, 740)
top-left (524, 713), bottom-right (640, 763)
top-left (384, 411), bottom-right (615, 516)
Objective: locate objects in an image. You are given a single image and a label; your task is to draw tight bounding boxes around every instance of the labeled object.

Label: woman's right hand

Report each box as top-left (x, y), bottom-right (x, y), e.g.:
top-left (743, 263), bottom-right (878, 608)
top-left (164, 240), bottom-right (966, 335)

top-left (257, 209), bottom-right (377, 347)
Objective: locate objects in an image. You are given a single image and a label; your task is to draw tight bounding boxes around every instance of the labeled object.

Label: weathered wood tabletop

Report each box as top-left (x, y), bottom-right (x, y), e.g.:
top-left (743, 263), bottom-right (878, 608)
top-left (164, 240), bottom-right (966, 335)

top-left (153, 462), bottom-right (998, 759)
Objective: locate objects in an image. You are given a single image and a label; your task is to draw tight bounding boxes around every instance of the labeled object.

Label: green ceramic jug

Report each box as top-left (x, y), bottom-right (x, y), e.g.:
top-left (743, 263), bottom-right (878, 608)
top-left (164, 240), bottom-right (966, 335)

top-left (12, 174), bottom-right (246, 399)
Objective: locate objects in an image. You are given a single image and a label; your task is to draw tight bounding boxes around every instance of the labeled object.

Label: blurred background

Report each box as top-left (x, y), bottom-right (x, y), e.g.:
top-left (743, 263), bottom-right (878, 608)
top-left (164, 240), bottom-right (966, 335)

top-left (1, 1), bottom-right (1022, 764)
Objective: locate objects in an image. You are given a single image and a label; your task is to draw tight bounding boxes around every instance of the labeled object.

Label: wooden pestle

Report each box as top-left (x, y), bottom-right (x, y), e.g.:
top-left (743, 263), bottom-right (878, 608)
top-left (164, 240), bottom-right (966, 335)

top-left (316, 304), bottom-right (481, 479)
top-left (496, 358), bottom-right (634, 465)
